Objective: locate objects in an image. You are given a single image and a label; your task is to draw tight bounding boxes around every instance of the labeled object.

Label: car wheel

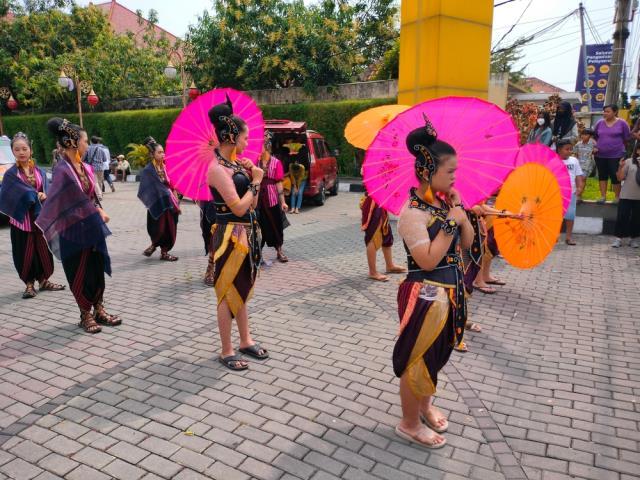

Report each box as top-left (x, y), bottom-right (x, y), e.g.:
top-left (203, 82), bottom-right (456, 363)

top-left (314, 183), bottom-right (326, 206)
top-left (329, 177), bottom-right (339, 196)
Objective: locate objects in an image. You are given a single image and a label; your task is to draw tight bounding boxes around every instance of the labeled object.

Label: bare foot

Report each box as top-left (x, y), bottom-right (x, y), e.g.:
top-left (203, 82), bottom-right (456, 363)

top-left (385, 265), bottom-right (407, 274)
top-left (368, 272), bottom-right (389, 282)
top-left (421, 405), bottom-right (448, 433)
top-left (396, 422), bottom-right (446, 448)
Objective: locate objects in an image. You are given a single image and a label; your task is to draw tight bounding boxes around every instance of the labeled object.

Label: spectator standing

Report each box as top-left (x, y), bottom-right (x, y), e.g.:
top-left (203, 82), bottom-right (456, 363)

top-left (552, 101), bottom-right (579, 145)
top-left (85, 136), bottom-right (108, 200)
top-left (102, 154), bottom-right (115, 193)
top-left (573, 128), bottom-right (596, 201)
top-left (526, 111), bottom-right (552, 146)
top-left (557, 139), bottom-right (585, 245)
top-left (593, 104), bottom-right (631, 203)
top-left (611, 144), bottom-right (640, 248)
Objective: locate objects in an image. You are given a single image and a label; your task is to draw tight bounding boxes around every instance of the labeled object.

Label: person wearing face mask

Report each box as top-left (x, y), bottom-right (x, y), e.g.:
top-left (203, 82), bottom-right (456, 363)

top-left (526, 111), bottom-right (552, 146)
top-left (137, 136), bottom-right (181, 262)
top-left (0, 132), bottom-right (65, 299)
top-left (36, 118), bottom-right (120, 334)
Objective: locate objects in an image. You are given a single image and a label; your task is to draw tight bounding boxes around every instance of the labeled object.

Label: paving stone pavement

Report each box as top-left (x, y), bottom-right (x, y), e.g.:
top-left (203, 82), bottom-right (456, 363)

top-left (0, 183), bottom-right (639, 480)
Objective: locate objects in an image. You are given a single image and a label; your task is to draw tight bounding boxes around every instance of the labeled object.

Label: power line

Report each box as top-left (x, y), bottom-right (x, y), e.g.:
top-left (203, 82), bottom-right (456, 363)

top-left (492, 0), bottom-right (533, 51)
top-left (491, 10), bottom-right (576, 54)
top-left (492, 6), bottom-right (613, 31)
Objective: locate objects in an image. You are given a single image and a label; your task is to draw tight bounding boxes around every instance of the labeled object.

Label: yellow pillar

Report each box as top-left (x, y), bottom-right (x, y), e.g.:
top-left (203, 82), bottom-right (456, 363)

top-left (398, 0), bottom-right (494, 105)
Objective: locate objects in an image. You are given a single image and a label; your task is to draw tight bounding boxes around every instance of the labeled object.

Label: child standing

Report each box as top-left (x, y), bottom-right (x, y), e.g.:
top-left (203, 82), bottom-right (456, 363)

top-left (573, 128), bottom-right (595, 202)
top-left (557, 139), bottom-right (586, 245)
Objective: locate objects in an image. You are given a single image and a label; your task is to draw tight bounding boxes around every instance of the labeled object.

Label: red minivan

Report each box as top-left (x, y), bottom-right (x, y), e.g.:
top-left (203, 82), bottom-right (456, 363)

top-left (265, 119), bottom-right (339, 205)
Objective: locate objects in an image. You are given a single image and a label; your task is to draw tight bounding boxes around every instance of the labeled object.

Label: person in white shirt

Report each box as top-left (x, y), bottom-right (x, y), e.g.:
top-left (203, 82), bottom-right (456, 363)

top-left (557, 139), bottom-right (585, 245)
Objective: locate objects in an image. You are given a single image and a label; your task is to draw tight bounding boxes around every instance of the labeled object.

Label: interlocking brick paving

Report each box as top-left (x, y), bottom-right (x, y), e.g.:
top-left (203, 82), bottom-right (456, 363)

top-left (0, 184), bottom-right (638, 480)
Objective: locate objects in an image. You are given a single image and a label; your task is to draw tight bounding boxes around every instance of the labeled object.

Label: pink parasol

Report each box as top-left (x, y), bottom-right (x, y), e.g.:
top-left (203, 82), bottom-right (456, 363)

top-left (514, 143), bottom-right (572, 214)
top-left (362, 97), bottom-right (520, 214)
top-left (165, 88), bottom-right (264, 201)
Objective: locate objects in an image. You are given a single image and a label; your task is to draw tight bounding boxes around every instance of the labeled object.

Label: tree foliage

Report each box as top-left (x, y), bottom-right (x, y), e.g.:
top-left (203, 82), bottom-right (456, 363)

top-left (186, 0), bottom-right (397, 91)
top-left (0, 4), bottom-right (180, 112)
top-left (490, 37), bottom-right (531, 84)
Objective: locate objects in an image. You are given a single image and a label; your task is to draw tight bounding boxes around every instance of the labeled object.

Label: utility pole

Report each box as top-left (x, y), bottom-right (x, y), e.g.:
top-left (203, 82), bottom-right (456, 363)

top-left (579, 3), bottom-right (592, 112)
top-left (605, 0), bottom-right (632, 106)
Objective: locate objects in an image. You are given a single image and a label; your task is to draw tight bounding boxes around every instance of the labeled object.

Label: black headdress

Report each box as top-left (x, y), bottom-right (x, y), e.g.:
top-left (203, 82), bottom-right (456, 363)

top-left (208, 94), bottom-right (239, 144)
top-left (264, 130), bottom-right (273, 151)
top-left (46, 117), bottom-right (81, 149)
top-left (406, 114), bottom-right (438, 181)
top-left (143, 136), bottom-right (159, 156)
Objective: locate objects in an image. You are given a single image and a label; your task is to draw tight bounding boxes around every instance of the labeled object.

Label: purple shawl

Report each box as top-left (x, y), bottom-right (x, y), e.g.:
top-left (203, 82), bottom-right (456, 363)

top-left (0, 165), bottom-right (48, 222)
top-left (137, 163), bottom-right (177, 220)
top-left (35, 159), bottom-right (112, 275)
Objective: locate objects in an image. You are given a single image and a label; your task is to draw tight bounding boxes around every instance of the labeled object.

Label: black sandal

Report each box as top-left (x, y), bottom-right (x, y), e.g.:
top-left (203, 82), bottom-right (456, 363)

top-left (79, 311), bottom-right (102, 334)
top-left (239, 344), bottom-right (269, 360)
top-left (94, 304), bottom-right (122, 326)
top-left (219, 354), bottom-right (248, 371)
top-left (160, 252), bottom-right (178, 261)
top-left (22, 283), bottom-right (37, 299)
top-left (39, 280), bottom-right (66, 291)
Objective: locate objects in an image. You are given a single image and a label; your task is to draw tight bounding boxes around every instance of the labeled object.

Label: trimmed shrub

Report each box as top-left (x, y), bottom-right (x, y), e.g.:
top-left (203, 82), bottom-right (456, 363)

top-left (3, 97), bottom-right (394, 175)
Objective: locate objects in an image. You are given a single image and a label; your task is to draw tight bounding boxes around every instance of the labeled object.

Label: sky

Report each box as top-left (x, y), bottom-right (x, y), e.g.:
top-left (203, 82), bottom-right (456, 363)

top-left (78, 0), bottom-right (629, 94)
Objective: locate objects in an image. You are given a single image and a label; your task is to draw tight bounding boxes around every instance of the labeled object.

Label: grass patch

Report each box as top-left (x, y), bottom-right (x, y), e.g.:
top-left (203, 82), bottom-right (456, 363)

top-left (582, 177), bottom-right (617, 201)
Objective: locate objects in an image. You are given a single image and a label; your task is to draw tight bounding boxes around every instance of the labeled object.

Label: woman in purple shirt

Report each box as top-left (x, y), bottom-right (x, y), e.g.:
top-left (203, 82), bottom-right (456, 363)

top-left (593, 104), bottom-right (631, 203)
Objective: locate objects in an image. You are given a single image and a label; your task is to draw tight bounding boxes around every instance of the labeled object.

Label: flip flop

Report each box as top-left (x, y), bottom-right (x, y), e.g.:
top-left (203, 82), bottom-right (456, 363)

top-left (420, 413), bottom-right (449, 433)
top-left (219, 354), bottom-right (248, 371)
top-left (486, 279), bottom-right (506, 286)
top-left (466, 323), bottom-right (482, 333)
top-left (473, 285), bottom-right (496, 294)
top-left (368, 274), bottom-right (389, 282)
top-left (395, 425), bottom-right (446, 449)
top-left (565, 240), bottom-right (576, 246)
top-left (239, 343), bottom-right (269, 360)
top-left (385, 267), bottom-right (407, 274)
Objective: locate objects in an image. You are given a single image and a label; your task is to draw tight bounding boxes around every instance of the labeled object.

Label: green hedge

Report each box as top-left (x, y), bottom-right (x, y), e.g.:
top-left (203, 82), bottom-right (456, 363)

top-left (2, 97), bottom-right (394, 175)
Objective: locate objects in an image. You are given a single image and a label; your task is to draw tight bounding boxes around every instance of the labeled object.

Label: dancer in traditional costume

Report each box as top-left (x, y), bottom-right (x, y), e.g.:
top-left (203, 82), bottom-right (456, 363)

top-left (207, 95), bottom-right (268, 371)
top-left (138, 137), bottom-right (181, 261)
top-left (36, 118), bottom-right (120, 333)
top-left (393, 117), bottom-right (474, 449)
top-left (0, 132), bottom-right (65, 298)
top-left (257, 132), bottom-right (289, 263)
top-left (360, 190), bottom-right (406, 281)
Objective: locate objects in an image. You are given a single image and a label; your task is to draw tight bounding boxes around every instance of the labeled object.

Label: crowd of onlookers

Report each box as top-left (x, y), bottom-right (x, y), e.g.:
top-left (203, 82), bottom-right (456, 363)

top-left (526, 101), bottom-right (640, 248)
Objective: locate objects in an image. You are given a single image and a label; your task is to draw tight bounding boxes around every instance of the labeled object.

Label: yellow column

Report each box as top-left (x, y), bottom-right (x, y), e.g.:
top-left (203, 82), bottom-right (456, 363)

top-left (398, 0), bottom-right (494, 105)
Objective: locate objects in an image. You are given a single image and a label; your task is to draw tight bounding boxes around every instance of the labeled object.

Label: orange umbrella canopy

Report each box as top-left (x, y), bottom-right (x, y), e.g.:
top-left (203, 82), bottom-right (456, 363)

top-left (344, 104), bottom-right (410, 150)
top-left (493, 163), bottom-right (563, 269)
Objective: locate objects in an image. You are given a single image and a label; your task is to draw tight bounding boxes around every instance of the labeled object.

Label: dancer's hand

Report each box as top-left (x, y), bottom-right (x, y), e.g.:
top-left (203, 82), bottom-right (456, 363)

top-left (98, 208), bottom-right (110, 224)
top-left (251, 166), bottom-right (264, 183)
top-left (447, 188), bottom-right (462, 207)
top-left (37, 192), bottom-right (46, 201)
top-left (239, 158), bottom-right (255, 170)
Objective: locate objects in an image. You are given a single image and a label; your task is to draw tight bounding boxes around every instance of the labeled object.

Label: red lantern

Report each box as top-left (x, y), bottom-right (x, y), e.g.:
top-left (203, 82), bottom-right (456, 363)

top-left (87, 89), bottom-right (99, 107)
top-left (188, 82), bottom-right (200, 101)
top-left (7, 95), bottom-right (18, 111)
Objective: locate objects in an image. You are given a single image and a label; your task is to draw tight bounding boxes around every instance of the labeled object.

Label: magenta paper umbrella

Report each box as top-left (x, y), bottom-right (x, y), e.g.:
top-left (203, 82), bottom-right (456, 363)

top-left (165, 88), bottom-right (264, 201)
top-left (514, 143), bottom-right (572, 214)
top-left (362, 96), bottom-right (520, 214)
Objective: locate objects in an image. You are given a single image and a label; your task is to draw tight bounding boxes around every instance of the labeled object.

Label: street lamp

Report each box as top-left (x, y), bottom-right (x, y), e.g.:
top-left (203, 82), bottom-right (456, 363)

top-left (58, 67), bottom-right (95, 128)
top-left (164, 50), bottom-right (195, 108)
top-left (0, 87), bottom-right (18, 137)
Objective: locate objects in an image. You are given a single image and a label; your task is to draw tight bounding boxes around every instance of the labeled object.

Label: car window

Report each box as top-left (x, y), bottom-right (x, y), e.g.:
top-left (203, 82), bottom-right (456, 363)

top-left (323, 141), bottom-right (333, 157)
top-left (312, 138), bottom-right (325, 158)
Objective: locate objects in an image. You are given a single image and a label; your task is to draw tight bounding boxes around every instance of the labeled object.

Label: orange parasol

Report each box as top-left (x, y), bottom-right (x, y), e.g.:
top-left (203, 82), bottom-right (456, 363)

top-left (493, 163), bottom-right (563, 269)
top-left (344, 104), bottom-right (410, 150)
